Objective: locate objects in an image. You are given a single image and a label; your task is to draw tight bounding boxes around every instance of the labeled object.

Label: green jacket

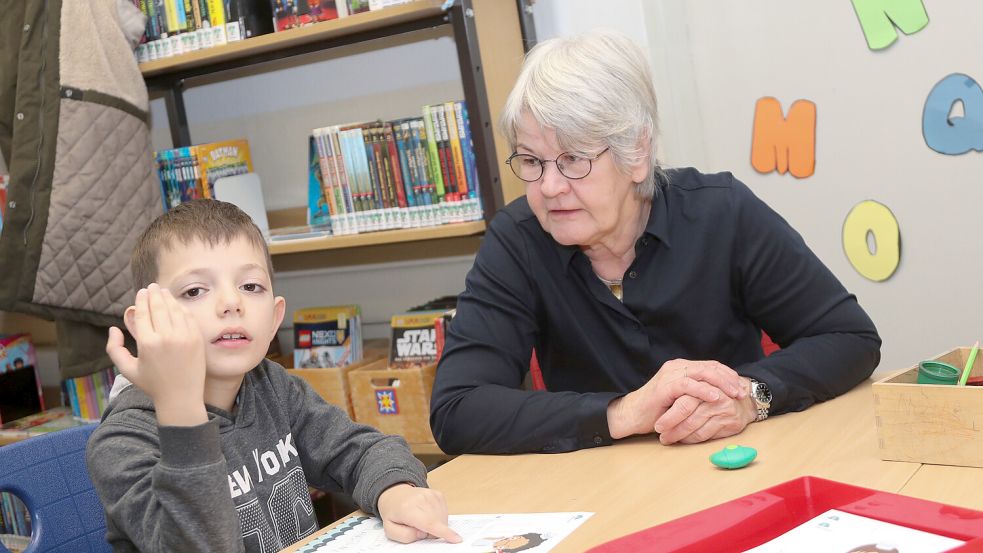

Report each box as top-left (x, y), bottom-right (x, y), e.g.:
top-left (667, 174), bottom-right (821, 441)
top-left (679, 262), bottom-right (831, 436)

top-left (0, 0), bottom-right (161, 374)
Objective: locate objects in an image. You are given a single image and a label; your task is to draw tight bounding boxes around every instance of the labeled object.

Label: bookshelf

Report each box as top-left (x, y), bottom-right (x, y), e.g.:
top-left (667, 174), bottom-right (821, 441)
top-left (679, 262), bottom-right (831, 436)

top-left (141, 0), bottom-right (529, 259)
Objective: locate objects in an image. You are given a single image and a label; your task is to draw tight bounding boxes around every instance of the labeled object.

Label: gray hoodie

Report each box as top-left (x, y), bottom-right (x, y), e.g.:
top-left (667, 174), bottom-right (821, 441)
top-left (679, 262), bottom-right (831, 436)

top-left (86, 359), bottom-right (428, 553)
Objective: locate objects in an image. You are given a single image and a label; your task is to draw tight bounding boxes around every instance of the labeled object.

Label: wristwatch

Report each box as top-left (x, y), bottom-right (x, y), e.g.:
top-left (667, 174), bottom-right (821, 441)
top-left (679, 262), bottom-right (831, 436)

top-left (748, 379), bottom-right (772, 422)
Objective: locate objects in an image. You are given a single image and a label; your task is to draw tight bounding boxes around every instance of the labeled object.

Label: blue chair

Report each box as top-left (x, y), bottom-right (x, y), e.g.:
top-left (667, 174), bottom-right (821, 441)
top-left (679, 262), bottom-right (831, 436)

top-left (0, 424), bottom-right (111, 553)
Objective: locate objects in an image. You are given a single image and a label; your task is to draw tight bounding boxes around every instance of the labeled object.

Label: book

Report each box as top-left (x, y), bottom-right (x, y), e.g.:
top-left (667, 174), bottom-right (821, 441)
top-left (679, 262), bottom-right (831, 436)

top-left (272, 0), bottom-right (342, 32)
top-left (0, 406), bottom-right (85, 446)
top-left (225, 0), bottom-right (273, 40)
top-left (61, 367), bottom-right (118, 423)
top-left (443, 101), bottom-right (468, 199)
top-left (388, 311), bottom-right (445, 369)
top-left (454, 100), bottom-right (479, 198)
top-left (293, 306), bottom-right (363, 369)
top-left (195, 138), bottom-right (253, 199)
top-left (307, 134), bottom-right (332, 226)
top-left (0, 334), bottom-right (43, 425)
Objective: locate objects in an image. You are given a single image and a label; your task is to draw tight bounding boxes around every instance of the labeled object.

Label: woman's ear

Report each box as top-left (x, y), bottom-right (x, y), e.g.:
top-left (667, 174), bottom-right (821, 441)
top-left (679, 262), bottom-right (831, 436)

top-left (630, 134), bottom-right (653, 184)
top-left (123, 306), bottom-right (138, 340)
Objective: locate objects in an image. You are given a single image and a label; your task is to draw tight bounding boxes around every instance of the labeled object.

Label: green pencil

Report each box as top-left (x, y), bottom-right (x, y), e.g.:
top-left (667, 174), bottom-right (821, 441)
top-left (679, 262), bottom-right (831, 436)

top-left (959, 340), bottom-right (980, 386)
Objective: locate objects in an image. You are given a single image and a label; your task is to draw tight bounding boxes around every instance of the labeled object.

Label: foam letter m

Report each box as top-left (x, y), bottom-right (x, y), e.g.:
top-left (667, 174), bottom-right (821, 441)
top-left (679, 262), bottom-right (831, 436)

top-left (750, 98), bottom-right (816, 179)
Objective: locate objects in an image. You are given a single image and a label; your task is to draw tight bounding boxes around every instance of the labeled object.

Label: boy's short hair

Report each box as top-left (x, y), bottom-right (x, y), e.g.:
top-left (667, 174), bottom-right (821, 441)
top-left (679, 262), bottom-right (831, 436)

top-left (131, 199), bottom-right (273, 290)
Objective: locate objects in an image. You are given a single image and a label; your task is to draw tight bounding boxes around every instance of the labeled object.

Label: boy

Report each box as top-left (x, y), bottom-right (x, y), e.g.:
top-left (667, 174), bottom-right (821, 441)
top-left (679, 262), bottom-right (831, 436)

top-left (87, 200), bottom-right (460, 552)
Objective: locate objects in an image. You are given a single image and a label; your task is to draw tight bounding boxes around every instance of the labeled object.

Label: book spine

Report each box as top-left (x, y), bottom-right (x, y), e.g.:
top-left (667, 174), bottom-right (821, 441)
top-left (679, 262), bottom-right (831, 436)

top-left (344, 129), bottom-right (373, 212)
top-left (412, 119), bottom-right (438, 205)
top-left (164, 0), bottom-right (180, 34)
top-left (421, 107), bottom-right (444, 199)
top-left (383, 123), bottom-right (408, 209)
top-left (312, 129), bottom-right (338, 216)
top-left (365, 127), bottom-right (387, 210)
top-left (72, 377), bottom-right (84, 419)
top-left (444, 101), bottom-right (468, 200)
top-left (205, 0), bottom-right (227, 44)
top-left (81, 374), bottom-right (92, 421)
top-left (330, 128), bottom-right (354, 215)
top-left (456, 101), bottom-right (479, 198)
top-left (357, 128), bottom-right (378, 212)
top-left (376, 126), bottom-right (398, 212)
top-left (394, 122), bottom-right (416, 207)
top-left (173, 0), bottom-right (188, 32)
top-left (322, 130), bottom-right (341, 217)
top-left (185, 0), bottom-right (198, 31)
top-left (335, 130), bottom-right (362, 213)
top-left (432, 104), bottom-right (457, 199)
top-left (353, 127), bottom-right (375, 216)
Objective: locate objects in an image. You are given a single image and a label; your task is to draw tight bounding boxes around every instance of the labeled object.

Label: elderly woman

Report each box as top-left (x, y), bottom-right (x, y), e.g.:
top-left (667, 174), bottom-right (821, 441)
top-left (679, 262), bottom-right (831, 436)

top-left (430, 30), bottom-right (880, 455)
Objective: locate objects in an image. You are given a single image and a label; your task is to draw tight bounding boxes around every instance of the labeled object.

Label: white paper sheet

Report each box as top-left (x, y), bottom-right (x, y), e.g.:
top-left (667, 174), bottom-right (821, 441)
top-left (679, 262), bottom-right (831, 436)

top-left (295, 512), bottom-right (593, 553)
top-left (744, 509), bottom-right (964, 553)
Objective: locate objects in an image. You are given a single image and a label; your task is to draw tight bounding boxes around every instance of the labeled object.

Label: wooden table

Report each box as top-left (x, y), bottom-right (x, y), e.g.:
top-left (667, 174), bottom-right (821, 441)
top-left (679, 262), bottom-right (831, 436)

top-left (285, 380), bottom-right (979, 552)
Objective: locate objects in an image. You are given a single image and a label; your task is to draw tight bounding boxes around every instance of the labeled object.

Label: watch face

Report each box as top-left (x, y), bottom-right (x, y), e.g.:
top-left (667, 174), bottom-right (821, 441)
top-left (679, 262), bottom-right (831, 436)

top-left (754, 381), bottom-right (772, 404)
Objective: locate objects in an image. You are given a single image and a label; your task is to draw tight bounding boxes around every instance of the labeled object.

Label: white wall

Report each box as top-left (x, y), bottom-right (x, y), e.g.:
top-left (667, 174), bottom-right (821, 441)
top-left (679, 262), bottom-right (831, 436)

top-left (532, 0), bottom-right (983, 374)
top-left (638, 1), bottom-right (982, 374)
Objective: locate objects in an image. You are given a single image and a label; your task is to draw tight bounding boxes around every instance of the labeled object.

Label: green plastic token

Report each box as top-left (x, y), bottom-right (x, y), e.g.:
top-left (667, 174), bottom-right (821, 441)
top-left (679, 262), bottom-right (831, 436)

top-left (710, 444), bottom-right (758, 469)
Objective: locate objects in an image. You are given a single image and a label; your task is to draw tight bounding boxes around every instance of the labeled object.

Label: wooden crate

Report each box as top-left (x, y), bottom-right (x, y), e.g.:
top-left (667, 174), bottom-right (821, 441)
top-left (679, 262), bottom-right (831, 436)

top-left (349, 359), bottom-right (437, 444)
top-left (281, 342), bottom-right (387, 419)
top-left (873, 346), bottom-right (983, 467)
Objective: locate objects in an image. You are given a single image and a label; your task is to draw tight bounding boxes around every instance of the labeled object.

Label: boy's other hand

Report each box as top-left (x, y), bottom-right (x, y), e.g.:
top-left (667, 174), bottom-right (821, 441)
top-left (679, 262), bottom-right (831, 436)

top-left (377, 483), bottom-right (461, 544)
top-left (107, 283), bottom-right (207, 426)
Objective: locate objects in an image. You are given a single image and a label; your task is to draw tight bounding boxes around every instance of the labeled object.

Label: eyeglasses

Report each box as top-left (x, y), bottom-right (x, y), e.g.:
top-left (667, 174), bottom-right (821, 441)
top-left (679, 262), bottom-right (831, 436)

top-left (505, 147), bottom-right (610, 182)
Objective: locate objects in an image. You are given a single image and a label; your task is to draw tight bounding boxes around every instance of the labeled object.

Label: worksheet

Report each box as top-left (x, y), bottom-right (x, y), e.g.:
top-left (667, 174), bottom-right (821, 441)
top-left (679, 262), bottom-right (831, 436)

top-left (295, 512), bottom-right (593, 553)
top-left (744, 509), bottom-right (964, 553)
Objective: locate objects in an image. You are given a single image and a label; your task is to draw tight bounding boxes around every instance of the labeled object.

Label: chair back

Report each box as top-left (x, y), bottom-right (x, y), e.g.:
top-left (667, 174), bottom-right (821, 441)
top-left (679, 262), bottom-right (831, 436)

top-left (0, 424), bottom-right (110, 553)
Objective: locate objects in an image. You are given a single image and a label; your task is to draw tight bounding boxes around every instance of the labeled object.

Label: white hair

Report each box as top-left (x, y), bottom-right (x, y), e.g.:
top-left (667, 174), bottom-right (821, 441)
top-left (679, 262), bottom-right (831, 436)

top-left (500, 29), bottom-right (664, 200)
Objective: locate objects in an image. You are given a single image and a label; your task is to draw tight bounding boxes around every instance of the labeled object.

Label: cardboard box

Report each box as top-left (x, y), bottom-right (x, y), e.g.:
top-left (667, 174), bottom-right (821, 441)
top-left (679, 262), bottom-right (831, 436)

top-left (283, 342), bottom-right (386, 419)
top-left (349, 359), bottom-right (436, 444)
top-left (873, 346), bottom-right (983, 468)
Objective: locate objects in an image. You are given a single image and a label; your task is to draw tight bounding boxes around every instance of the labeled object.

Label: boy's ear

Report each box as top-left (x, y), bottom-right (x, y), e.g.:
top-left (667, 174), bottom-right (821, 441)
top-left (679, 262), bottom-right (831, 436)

top-left (271, 296), bottom-right (286, 336)
top-left (123, 306), bottom-right (138, 340)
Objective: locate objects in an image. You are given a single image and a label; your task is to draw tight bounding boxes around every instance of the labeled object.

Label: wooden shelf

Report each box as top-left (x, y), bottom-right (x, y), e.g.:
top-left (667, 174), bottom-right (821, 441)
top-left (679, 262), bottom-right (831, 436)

top-left (139, 0), bottom-right (447, 79)
top-left (266, 221), bottom-right (485, 256)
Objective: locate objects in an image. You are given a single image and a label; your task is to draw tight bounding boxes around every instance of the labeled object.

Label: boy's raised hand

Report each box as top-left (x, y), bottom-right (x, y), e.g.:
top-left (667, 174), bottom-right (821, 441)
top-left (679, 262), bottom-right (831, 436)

top-left (106, 283), bottom-right (208, 426)
top-left (377, 484), bottom-right (462, 544)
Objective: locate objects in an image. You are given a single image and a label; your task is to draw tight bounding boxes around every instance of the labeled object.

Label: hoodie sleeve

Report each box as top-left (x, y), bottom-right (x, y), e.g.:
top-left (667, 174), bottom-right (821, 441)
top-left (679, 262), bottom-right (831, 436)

top-left (86, 415), bottom-right (244, 553)
top-left (279, 370), bottom-right (428, 515)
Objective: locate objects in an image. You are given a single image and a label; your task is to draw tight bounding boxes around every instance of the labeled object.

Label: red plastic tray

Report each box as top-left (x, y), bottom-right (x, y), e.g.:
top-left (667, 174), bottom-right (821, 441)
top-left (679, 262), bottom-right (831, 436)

top-left (587, 476), bottom-right (983, 552)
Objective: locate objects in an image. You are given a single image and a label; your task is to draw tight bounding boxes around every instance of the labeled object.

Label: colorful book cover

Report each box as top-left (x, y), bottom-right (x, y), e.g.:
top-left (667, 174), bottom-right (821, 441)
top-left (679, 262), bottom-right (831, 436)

top-left (388, 311), bottom-right (445, 369)
top-left (293, 305), bottom-right (362, 368)
top-left (272, 0), bottom-right (341, 32)
top-left (411, 119), bottom-right (437, 204)
top-left (312, 129), bottom-right (339, 217)
top-left (382, 122), bottom-right (408, 209)
top-left (443, 101), bottom-right (468, 198)
top-left (432, 104), bottom-right (457, 197)
top-left (308, 134), bottom-right (332, 226)
top-left (372, 125), bottom-right (395, 210)
top-left (455, 100), bottom-right (479, 198)
top-left (326, 127), bottom-right (352, 214)
top-left (195, 138), bottom-right (253, 198)
top-left (362, 126), bottom-right (386, 210)
top-left (392, 121), bottom-right (417, 207)
top-left (421, 106), bottom-right (446, 198)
